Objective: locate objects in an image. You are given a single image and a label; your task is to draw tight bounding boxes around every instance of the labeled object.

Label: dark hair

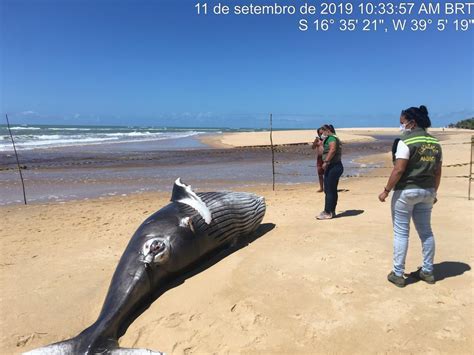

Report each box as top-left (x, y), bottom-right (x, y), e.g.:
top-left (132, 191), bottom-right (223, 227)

top-left (321, 124), bottom-right (336, 134)
top-left (401, 105), bottom-right (431, 129)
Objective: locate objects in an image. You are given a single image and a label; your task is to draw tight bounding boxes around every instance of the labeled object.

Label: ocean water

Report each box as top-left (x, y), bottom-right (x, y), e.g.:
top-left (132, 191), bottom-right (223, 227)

top-left (0, 124), bottom-right (230, 152)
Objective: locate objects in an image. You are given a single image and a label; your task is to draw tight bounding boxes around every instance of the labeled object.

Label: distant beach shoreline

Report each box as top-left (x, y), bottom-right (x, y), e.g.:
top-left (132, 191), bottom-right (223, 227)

top-left (200, 127), bottom-right (465, 148)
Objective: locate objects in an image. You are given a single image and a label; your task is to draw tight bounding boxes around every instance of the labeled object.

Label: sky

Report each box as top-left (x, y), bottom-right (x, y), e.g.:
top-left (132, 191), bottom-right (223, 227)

top-left (1, 0), bottom-right (473, 128)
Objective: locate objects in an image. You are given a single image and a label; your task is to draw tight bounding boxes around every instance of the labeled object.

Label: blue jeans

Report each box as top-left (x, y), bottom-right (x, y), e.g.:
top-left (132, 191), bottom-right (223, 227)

top-left (391, 188), bottom-right (436, 276)
top-left (324, 161), bottom-right (344, 215)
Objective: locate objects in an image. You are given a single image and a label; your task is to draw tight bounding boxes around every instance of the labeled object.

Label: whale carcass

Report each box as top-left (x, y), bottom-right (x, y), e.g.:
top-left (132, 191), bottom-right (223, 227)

top-left (25, 178), bottom-right (266, 354)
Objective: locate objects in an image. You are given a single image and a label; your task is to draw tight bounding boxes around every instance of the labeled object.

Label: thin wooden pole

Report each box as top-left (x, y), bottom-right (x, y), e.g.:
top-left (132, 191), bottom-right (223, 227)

top-left (270, 113), bottom-right (275, 191)
top-left (5, 114), bottom-right (27, 205)
top-left (469, 135), bottom-right (473, 200)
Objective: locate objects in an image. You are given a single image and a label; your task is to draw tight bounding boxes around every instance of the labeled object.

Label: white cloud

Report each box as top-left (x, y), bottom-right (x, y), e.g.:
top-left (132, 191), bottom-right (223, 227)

top-left (20, 110), bottom-right (38, 115)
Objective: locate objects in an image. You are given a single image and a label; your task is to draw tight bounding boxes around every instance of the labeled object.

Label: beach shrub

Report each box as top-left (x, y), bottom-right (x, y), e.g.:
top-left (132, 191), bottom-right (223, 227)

top-left (448, 118), bottom-right (474, 130)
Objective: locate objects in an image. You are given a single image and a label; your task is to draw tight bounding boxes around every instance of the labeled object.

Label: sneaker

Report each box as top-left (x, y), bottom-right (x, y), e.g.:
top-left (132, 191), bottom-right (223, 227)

top-left (316, 211), bottom-right (333, 220)
top-left (411, 268), bottom-right (435, 284)
top-left (387, 271), bottom-right (406, 288)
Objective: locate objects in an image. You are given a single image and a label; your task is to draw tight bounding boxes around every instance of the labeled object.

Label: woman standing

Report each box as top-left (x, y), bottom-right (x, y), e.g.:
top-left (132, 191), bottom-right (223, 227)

top-left (379, 105), bottom-right (442, 288)
top-left (317, 124), bottom-right (343, 220)
top-left (311, 128), bottom-right (325, 192)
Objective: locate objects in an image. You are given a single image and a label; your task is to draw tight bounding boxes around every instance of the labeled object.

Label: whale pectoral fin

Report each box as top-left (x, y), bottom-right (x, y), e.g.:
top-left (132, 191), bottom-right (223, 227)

top-left (171, 178), bottom-right (212, 224)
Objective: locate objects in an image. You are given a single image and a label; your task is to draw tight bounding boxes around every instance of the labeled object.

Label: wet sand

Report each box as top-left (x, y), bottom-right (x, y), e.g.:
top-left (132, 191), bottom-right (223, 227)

top-left (0, 128), bottom-right (472, 354)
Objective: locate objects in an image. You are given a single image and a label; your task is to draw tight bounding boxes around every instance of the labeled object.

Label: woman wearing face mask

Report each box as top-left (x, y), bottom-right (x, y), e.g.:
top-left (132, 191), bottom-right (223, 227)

top-left (311, 128), bottom-right (325, 192)
top-left (316, 124), bottom-right (343, 220)
top-left (379, 105), bottom-right (442, 288)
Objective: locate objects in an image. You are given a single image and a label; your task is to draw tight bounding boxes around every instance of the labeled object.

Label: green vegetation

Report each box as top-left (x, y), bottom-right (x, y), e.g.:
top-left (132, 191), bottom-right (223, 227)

top-left (448, 118), bottom-right (474, 130)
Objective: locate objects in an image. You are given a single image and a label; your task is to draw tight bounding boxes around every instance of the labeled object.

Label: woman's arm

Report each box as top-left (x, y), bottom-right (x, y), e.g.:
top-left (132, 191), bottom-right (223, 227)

top-left (378, 159), bottom-right (408, 202)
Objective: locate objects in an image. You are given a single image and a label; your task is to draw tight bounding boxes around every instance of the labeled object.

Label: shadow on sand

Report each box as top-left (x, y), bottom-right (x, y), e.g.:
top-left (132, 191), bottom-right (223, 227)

top-left (405, 261), bottom-right (471, 286)
top-left (118, 222), bottom-right (276, 337)
top-left (335, 209), bottom-right (364, 218)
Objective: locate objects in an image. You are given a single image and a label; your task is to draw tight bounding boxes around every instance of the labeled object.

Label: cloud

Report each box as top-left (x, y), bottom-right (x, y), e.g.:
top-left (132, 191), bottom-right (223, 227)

top-left (20, 110), bottom-right (38, 115)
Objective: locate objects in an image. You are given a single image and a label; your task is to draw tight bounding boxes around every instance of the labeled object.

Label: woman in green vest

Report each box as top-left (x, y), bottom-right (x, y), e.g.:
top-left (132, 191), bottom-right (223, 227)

top-left (379, 105), bottom-right (442, 288)
top-left (316, 124), bottom-right (343, 220)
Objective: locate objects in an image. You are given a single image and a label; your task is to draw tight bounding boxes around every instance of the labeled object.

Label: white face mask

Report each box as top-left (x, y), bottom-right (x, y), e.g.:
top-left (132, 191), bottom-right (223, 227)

top-left (399, 123), bottom-right (411, 133)
top-left (321, 134), bottom-right (328, 140)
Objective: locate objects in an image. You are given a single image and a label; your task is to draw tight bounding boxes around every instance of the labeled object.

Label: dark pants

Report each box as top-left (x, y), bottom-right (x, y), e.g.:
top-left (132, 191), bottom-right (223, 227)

top-left (324, 161), bottom-right (344, 215)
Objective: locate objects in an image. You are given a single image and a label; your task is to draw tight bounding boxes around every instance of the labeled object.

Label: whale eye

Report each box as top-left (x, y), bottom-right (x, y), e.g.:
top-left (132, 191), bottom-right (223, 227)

top-left (142, 237), bottom-right (170, 265)
top-left (150, 240), bottom-right (164, 253)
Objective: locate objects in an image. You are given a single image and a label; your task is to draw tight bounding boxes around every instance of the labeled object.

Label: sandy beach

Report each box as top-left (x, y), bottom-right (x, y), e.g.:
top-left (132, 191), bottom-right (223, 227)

top-left (201, 127), bottom-right (465, 148)
top-left (200, 128), bottom-right (377, 148)
top-left (1, 128), bottom-right (472, 354)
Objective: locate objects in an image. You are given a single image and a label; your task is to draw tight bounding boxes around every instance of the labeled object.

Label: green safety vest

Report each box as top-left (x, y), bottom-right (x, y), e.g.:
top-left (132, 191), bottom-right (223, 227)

top-left (395, 127), bottom-right (442, 190)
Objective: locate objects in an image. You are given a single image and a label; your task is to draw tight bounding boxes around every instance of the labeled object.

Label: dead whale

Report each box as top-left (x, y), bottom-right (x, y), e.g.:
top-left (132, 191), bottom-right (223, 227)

top-left (25, 178), bottom-right (266, 354)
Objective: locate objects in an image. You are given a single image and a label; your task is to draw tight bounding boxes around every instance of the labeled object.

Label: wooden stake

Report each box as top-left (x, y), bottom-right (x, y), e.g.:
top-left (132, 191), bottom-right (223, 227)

top-left (5, 114), bottom-right (27, 205)
top-left (469, 135), bottom-right (473, 200)
top-left (270, 113), bottom-right (275, 191)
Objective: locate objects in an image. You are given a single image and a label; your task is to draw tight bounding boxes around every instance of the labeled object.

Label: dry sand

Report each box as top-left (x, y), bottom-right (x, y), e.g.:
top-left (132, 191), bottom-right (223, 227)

top-left (201, 127), bottom-right (467, 148)
top-left (1, 129), bottom-right (472, 354)
top-left (201, 128), bottom-right (377, 148)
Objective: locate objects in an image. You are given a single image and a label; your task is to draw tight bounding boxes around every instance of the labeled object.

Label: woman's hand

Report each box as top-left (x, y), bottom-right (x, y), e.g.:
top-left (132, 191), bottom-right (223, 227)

top-left (378, 190), bottom-right (389, 202)
top-left (322, 162), bottom-right (328, 170)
